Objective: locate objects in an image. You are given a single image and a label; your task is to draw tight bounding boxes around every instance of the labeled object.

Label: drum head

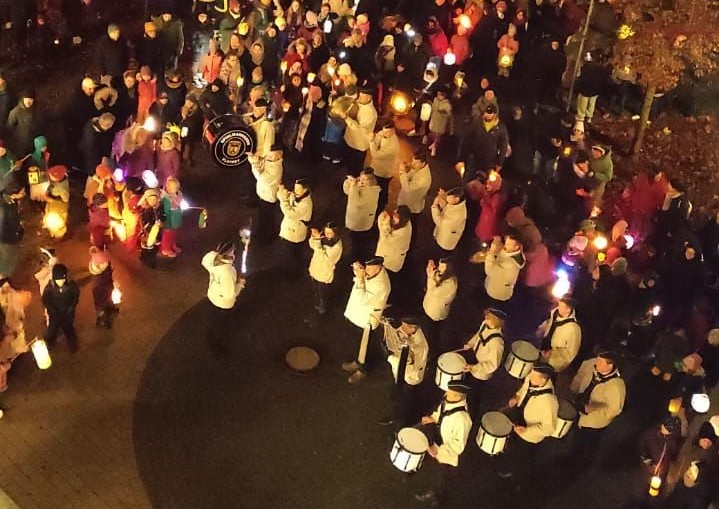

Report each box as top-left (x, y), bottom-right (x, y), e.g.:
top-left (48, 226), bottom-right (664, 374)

top-left (398, 428), bottom-right (429, 454)
top-left (557, 399), bottom-right (577, 420)
top-left (438, 352), bottom-right (465, 374)
top-left (204, 115), bottom-right (257, 169)
top-left (481, 411), bottom-right (513, 437)
top-left (511, 340), bottom-right (539, 363)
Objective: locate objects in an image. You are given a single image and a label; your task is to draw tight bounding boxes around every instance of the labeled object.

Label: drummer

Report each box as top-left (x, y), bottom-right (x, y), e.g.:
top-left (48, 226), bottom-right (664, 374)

top-left (537, 296), bottom-right (582, 373)
top-left (380, 316), bottom-right (429, 427)
top-left (461, 307), bottom-right (506, 416)
top-left (498, 363), bottom-right (559, 484)
top-left (415, 380), bottom-right (473, 506)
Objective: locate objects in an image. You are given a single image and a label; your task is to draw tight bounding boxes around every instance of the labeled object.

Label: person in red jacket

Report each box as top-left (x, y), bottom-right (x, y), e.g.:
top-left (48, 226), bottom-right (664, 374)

top-left (623, 165), bottom-right (668, 241)
top-left (467, 170), bottom-right (506, 244)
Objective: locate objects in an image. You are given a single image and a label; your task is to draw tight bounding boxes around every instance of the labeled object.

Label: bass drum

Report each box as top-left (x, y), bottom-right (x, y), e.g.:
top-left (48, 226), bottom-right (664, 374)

top-left (203, 114), bottom-right (257, 169)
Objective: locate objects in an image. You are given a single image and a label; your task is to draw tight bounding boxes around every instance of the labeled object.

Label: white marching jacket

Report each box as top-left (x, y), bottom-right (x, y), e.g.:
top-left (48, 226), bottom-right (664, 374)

top-left (278, 193), bottom-right (313, 243)
top-left (249, 153), bottom-right (283, 203)
top-left (344, 269), bottom-right (391, 330)
top-left (308, 237), bottom-right (343, 284)
top-left (375, 220), bottom-right (412, 273)
top-left (397, 164), bottom-right (432, 214)
top-left (201, 251), bottom-right (243, 309)
top-left (422, 273), bottom-right (457, 321)
top-left (430, 400), bottom-right (472, 466)
top-left (540, 308), bottom-right (582, 373)
top-left (514, 378), bottom-right (559, 444)
top-left (343, 180), bottom-right (380, 232)
top-left (571, 359), bottom-right (626, 430)
top-left (249, 116), bottom-right (275, 158)
top-left (343, 102), bottom-right (378, 151)
top-left (431, 200), bottom-right (467, 251)
top-left (484, 248), bottom-right (525, 301)
top-left (466, 323), bottom-right (505, 381)
top-left (387, 330), bottom-right (429, 386)
top-left (369, 133), bottom-right (400, 178)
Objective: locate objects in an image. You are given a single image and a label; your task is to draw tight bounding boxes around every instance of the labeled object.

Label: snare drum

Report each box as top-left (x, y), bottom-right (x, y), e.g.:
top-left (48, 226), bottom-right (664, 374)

top-left (390, 427), bottom-right (429, 473)
top-left (476, 411), bottom-right (513, 455)
top-left (504, 340), bottom-right (539, 379)
top-left (435, 352), bottom-right (466, 391)
top-left (551, 399), bottom-right (577, 439)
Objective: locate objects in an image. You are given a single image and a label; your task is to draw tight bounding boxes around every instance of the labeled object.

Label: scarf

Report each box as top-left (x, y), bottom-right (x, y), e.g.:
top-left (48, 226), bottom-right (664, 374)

top-left (294, 96), bottom-right (314, 152)
top-left (483, 117), bottom-right (499, 132)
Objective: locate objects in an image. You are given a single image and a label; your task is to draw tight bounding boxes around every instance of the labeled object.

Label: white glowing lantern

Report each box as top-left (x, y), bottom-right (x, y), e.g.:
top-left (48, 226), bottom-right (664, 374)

top-left (623, 234), bottom-right (635, 249)
top-left (143, 116), bottom-right (158, 133)
top-left (111, 286), bottom-right (123, 305)
top-left (301, 87), bottom-right (309, 96)
top-left (648, 475), bottom-right (662, 497)
top-left (240, 228), bottom-right (252, 274)
top-left (420, 103), bottom-right (432, 122)
top-left (323, 18), bottom-right (333, 33)
top-left (443, 50), bottom-right (456, 66)
top-left (142, 170), bottom-right (159, 188)
top-left (180, 199), bottom-right (190, 211)
top-left (113, 168), bottom-right (125, 182)
top-left (181, 126), bottom-right (189, 138)
top-left (31, 339), bottom-right (52, 370)
top-left (552, 271), bottom-right (571, 299)
top-left (112, 221), bottom-right (127, 242)
top-left (592, 235), bottom-right (608, 250)
top-left (458, 14), bottom-right (472, 29)
top-left (651, 305), bottom-right (661, 317)
top-left (307, 72), bottom-right (316, 83)
top-left (691, 393), bottom-right (711, 413)
top-left (236, 76), bottom-right (245, 87)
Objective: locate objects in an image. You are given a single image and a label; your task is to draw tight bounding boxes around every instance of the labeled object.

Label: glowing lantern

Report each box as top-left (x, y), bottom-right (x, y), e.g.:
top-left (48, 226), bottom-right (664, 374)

top-left (443, 49), bottom-right (456, 66)
top-left (111, 221), bottom-right (127, 242)
top-left (338, 50), bottom-right (347, 60)
top-left (240, 228), bottom-right (252, 274)
top-left (623, 234), bottom-right (635, 249)
top-left (181, 126), bottom-right (189, 138)
top-left (238, 21), bottom-right (249, 36)
top-left (43, 212), bottom-right (65, 235)
top-left (199, 209), bottom-right (208, 229)
top-left (180, 199), bottom-right (190, 211)
top-left (651, 305), bottom-right (661, 317)
top-left (597, 252), bottom-right (606, 262)
top-left (327, 65), bottom-right (336, 76)
top-left (142, 170), bottom-right (159, 188)
top-left (334, 79), bottom-right (341, 87)
top-left (458, 14), bottom-right (472, 29)
top-left (307, 72), bottom-right (316, 83)
top-left (404, 23), bottom-right (416, 38)
top-left (691, 393), bottom-right (711, 413)
top-left (113, 168), bottom-right (125, 182)
top-left (236, 76), bottom-right (244, 87)
top-left (31, 339), bottom-right (52, 370)
top-left (498, 48), bottom-right (514, 68)
top-left (143, 116), bottom-right (158, 133)
top-left (562, 146), bottom-right (573, 157)
top-left (390, 92), bottom-right (412, 115)
top-left (648, 476), bottom-right (661, 497)
top-left (454, 71), bottom-right (465, 88)
top-left (590, 206), bottom-right (602, 218)
top-left (280, 60), bottom-right (288, 73)
top-left (301, 87), bottom-right (309, 96)
top-left (281, 101), bottom-right (291, 113)
top-left (455, 162), bottom-right (465, 178)
top-left (617, 24), bottom-right (635, 40)
top-left (551, 270), bottom-right (571, 299)
top-left (111, 286), bottom-right (122, 305)
top-left (488, 170), bottom-right (499, 183)
top-left (420, 103), bottom-right (432, 122)
top-left (323, 18), bottom-right (333, 33)
top-left (592, 235), bottom-right (608, 250)
top-left (668, 397), bottom-right (682, 414)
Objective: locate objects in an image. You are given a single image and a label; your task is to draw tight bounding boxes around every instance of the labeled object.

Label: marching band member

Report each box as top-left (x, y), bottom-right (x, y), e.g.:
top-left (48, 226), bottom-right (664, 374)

top-left (343, 168), bottom-right (381, 261)
top-left (498, 362), bottom-right (559, 483)
top-left (571, 350), bottom-right (626, 436)
top-left (422, 258), bottom-right (458, 350)
top-left (379, 316), bottom-right (429, 427)
top-left (484, 230), bottom-right (525, 304)
top-left (277, 178), bottom-right (313, 277)
top-left (368, 120), bottom-right (400, 212)
top-left (341, 87), bottom-right (378, 176)
top-left (415, 380), bottom-right (473, 506)
top-left (431, 187), bottom-right (467, 256)
top-left (462, 307), bottom-right (506, 415)
top-left (249, 149), bottom-right (284, 244)
top-left (375, 206), bottom-right (412, 275)
top-left (538, 296), bottom-right (582, 373)
top-left (308, 223), bottom-right (343, 315)
top-left (343, 256), bottom-right (392, 384)
top-left (397, 148), bottom-right (432, 229)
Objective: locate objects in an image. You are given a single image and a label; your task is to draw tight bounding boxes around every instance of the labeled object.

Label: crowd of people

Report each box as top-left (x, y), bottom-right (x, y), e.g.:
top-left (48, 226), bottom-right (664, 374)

top-left (0, 0), bottom-right (717, 508)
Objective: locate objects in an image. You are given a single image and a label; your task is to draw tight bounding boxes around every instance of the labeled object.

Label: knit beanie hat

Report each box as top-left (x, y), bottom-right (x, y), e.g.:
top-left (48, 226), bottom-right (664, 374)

top-left (52, 264), bottom-right (68, 281)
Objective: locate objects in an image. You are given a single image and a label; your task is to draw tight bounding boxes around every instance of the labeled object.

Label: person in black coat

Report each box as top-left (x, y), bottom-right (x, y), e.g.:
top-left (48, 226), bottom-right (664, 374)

top-left (459, 104), bottom-right (509, 183)
top-left (0, 177), bottom-right (25, 277)
top-left (114, 71), bottom-right (139, 128)
top-left (137, 22), bottom-right (164, 79)
top-left (504, 105), bottom-right (535, 180)
top-left (89, 247), bottom-right (117, 329)
top-left (662, 461), bottom-right (715, 509)
top-left (180, 95), bottom-right (203, 166)
top-left (42, 264), bottom-right (80, 353)
top-left (0, 70), bottom-right (14, 136)
top-left (199, 79), bottom-right (232, 119)
top-left (94, 23), bottom-right (129, 84)
top-left (395, 34), bottom-right (430, 93)
top-left (78, 113), bottom-right (115, 175)
top-left (535, 37), bottom-right (567, 107)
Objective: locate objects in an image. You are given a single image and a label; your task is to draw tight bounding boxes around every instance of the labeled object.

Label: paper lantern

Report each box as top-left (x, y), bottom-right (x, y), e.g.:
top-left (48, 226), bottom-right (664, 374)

top-left (455, 162), bottom-right (465, 178)
top-left (623, 234), bottom-right (635, 249)
top-left (668, 397), bottom-right (682, 414)
top-left (691, 393), bottom-right (711, 413)
top-left (307, 72), bottom-right (316, 83)
top-left (551, 270), bottom-right (571, 299)
top-left (443, 50), bottom-right (456, 66)
top-left (390, 92), bottom-right (411, 115)
top-left (238, 21), bottom-right (249, 36)
top-left (143, 116), bottom-right (158, 133)
top-left (113, 168), bottom-right (125, 182)
top-left (454, 71), bottom-right (465, 88)
top-left (420, 103), bottom-right (432, 122)
top-left (236, 76), bottom-right (244, 87)
top-left (648, 476), bottom-right (661, 497)
top-left (651, 305), bottom-right (661, 317)
top-left (142, 170), bottom-right (159, 188)
top-left (617, 24), bottom-right (635, 40)
top-left (499, 53), bottom-right (513, 68)
top-left (43, 212), bottom-right (65, 236)
top-left (458, 14), bottom-right (472, 29)
top-left (301, 87), bottom-right (309, 96)
top-left (31, 339), bottom-right (52, 370)
top-left (111, 287), bottom-right (122, 305)
top-left (280, 60), bottom-right (288, 73)
top-left (592, 235), bottom-right (608, 250)
top-left (323, 18), bottom-right (333, 33)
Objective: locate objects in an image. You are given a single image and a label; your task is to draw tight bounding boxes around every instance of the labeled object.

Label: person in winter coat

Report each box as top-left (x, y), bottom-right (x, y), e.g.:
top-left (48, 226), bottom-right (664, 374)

top-left (661, 242), bottom-right (703, 327)
top-left (6, 90), bottom-right (40, 156)
top-left (341, 87), bottom-right (378, 176)
top-left (137, 21), bottom-right (164, 78)
top-left (376, 206), bottom-right (412, 274)
top-left (0, 71), bottom-right (14, 136)
top-left (247, 98), bottom-right (274, 157)
top-left (277, 179), bottom-right (313, 276)
top-left (179, 96), bottom-right (203, 166)
top-left (42, 264), bottom-right (80, 353)
top-left (589, 144), bottom-right (613, 207)
top-left (152, 11), bottom-right (184, 72)
top-left (218, 2), bottom-right (243, 53)
top-left (114, 71), bottom-right (139, 128)
top-left (505, 206), bottom-right (553, 287)
top-left (0, 179), bottom-right (25, 277)
top-left (638, 415), bottom-right (683, 479)
top-left (423, 258), bottom-right (458, 346)
top-left (538, 297), bottom-right (582, 373)
top-left (248, 149), bottom-right (283, 243)
top-left (155, 131), bottom-right (181, 185)
top-left (88, 192), bottom-right (111, 248)
top-left (395, 33), bottom-right (430, 93)
top-left (45, 165), bottom-right (70, 239)
top-left (574, 58), bottom-right (606, 124)
top-left (431, 187), bottom-right (467, 254)
top-left (160, 177), bottom-right (183, 258)
top-left (190, 11), bottom-right (214, 81)
top-left (496, 23), bottom-right (519, 77)
top-left (79, 113), bottom-right (115, 176)
top-left (467, 170), bottom-right (505, 244)
top-left (308, 223), bottom-right (343, 314)
top-left (138, 188), bottom-right (165, 268)
top-left (94, 23), bottom-right (128, 83)
top-left (136, 66), bottom-right (157, 124)
top-left (662, 461), bottom-right (714, 509)
top-left (484, 230), bottom-right (525, 303)
top-left (200, 40), bottom-right (225, 85)
top-left (344, 168), bottom-right (380, 259)
top-left (460, 104), bottom-right (508, 183)
top-left (428, 87), bottom-right (452, 157)
top-left (201, 241), bottom-right (246, 354)
top-left (27, 135), bottom-right (52, 202)
top-left (199, 79), bottom-right (232, 119)
top-left (158, 72), bottom-right (187, 125)
top-left (89, 246), bottom-right (117, 329)
top-left (397, 149), bottom-right (432, 216)
top-left (570, 351), bottom-right (626, 430)
top-left (425, 16), bottom-right (448, 58)
top-left (374, 34), bottom-right (397, 89)
top-left (368, 120), bottom-right (400, 212)
top-left (0, 141), bottom-right (18, 194)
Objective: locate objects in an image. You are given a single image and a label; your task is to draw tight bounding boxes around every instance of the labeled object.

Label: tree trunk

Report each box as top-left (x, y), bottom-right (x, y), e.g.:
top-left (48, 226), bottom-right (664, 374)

top-left (632, 84), bottom-right (656, 158)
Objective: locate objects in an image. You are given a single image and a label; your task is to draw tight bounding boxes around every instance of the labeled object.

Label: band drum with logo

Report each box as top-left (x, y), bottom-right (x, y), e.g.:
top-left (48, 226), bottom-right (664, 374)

top-left (203, 114), bottom-right (256, 169)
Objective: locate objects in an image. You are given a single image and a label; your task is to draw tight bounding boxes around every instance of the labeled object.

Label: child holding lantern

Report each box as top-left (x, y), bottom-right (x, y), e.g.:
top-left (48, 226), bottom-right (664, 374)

top-left (89, 247), bottom-right (118, 329)
top-left (160, 177), bottom-right (183, 258)
top-left (427, 86), bottom-right (452, 157)
top-left (138, 189), bottom-right (166, 268)
top-left (88, 193), bottom-right (111, 248)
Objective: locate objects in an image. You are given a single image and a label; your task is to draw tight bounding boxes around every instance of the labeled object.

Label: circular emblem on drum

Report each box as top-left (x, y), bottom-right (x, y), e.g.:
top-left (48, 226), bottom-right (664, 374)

top-left (204, 115), bottom-right (257, 169)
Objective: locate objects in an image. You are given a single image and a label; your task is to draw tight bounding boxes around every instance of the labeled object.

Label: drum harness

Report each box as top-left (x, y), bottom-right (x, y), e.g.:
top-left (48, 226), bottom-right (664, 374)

top-left (428, 399), bottom-right (470, 444)
top-left (540, 309), bottom-right (577, 350)
top-left (509, 386), bottom-right (554, 426)
top-left (574, 369), bottom-right (621, 413)
top-left (473, 323), bottom-right (504, 355)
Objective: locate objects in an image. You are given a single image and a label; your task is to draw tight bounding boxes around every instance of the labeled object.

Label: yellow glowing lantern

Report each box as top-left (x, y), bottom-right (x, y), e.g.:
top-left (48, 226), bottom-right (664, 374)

top-left (43, 211), bottom-right (65, 235)
top-left (668, 397), bottom-right (682, 415)
top-left (146, 222), bottom-right (160, 247)
top-left (307, 72), bottom-right (316, 83)
top-left (455, 162), bottom-right (465, 178)
top-left (488, 170), bottom-right (499, 183)
top-left (280, 60), bottom-right (288, 73)
top-left (281, 101), bottom-right (291, 113)
top-left (499, 50), bottom-right (514, 68)
top-left (454, 71), bottom-right (465, 88)
top-left (617, 24), bottom-right (635, 40)
top-left (111, 221), bottom-right (127, 242)
top-left (111, 286), bottom-right (123, 305)
top-left (592, 235), bottom-right (608, 250)
top-left (648, 476), bottom-right (661, 497)
top-left (236, 76), bottom-right (244, 87)
top-left (31, 338), bottom-right (52, 370)
top-left (597, 252), bottom-right (606, 262)
top-left (390, 91), bottom-right (411, 115)
top-left (238, 21), bottom-right (249, 36)
top-left (458, 14), bottom-right (472, 29)
top-left (420, 103), bottom-right (432, 122)
top-left (327, 65), bottom-right (335, 76)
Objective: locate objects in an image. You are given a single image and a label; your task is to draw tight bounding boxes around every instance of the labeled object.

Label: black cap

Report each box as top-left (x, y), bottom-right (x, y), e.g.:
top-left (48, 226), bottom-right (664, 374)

top-left (486, 307), bottom-right (507, 320)
top-left (697, 421), bottom-right (717, 442)
top-left (597, 350), bottom-right (620, 364)
top-left (485, 104), bottom-right (497, 114)
top-left (447, 380), bottom-right (471, 394)
top-left (365, 256), bottom-right (384, 266)
top-left (401, 316), bottom-right (421, 326)
top-left (52, 264), bottom-right (68, 281)
top-left (532, 362), bottom-right (555, 376)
